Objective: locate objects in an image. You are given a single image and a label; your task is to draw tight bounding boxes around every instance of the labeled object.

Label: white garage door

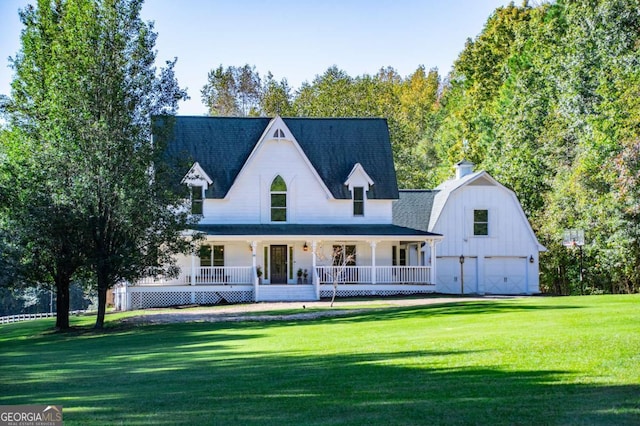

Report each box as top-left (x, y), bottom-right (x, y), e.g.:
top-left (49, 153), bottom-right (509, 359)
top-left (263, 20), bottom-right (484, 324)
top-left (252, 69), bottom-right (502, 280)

top-left (436, 256), bottom-right (477, 294)
top-left (484, 257), bottom-right (527, 294)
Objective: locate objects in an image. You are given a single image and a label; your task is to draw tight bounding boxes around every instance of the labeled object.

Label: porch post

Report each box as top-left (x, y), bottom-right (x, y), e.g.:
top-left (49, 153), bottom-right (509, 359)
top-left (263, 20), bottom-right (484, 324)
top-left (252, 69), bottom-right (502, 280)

top-left (312, 240), bottom-right (319, 299)
top-left (429, 240), bottom-right (437, 285)
top-left (370, 241), bottom-right (377, 284)
top-left (251, 241), bottom-right (258, 302)
top-left (190, 252), bottom-right (196, 286)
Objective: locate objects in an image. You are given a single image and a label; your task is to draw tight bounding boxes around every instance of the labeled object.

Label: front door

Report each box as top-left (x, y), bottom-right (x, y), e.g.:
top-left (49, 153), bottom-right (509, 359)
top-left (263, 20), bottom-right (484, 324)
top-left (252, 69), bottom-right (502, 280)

top-left (270, 245), bottom-right (288, 284)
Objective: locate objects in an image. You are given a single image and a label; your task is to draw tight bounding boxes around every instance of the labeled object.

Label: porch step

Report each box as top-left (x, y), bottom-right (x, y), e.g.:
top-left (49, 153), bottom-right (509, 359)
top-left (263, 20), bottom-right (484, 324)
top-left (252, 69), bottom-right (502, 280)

top-left (257, 285), bottom-right (317, 302)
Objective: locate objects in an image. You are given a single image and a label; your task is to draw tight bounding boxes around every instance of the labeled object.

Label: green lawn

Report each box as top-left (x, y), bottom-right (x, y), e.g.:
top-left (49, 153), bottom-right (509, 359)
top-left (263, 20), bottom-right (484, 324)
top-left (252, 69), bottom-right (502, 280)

top-left (1, 295), bottom-right (638, 425)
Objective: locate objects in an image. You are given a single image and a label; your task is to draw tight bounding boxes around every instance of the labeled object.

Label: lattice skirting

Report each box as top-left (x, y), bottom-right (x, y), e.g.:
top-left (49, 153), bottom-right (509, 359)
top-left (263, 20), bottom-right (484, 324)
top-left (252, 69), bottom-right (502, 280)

top-left (194, 291), bottom-right (253, 305)
top-left (130, 290), bottom-right (253, 309)
top-left (319, 289), bottom-right (434, 298)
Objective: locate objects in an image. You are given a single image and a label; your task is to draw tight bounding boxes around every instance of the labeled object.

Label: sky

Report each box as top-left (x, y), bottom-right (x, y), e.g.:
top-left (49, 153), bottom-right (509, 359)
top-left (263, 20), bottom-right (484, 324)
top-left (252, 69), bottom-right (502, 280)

top-left (0, 0), bottom-right (512, 116)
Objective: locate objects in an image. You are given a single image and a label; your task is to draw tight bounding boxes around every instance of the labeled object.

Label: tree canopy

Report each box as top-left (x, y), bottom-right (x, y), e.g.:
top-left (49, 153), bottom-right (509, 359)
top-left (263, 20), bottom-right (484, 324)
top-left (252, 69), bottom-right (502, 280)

top-left (201, 0), bottom-right (640, 295)
top-left (0, 0), bottom-right (195, 329)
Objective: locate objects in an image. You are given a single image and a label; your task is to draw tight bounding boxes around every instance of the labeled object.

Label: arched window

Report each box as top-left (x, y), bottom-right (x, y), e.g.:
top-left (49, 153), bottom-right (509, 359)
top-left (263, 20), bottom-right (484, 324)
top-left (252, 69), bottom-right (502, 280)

top-left (270, 175), bottom-right (287, 222)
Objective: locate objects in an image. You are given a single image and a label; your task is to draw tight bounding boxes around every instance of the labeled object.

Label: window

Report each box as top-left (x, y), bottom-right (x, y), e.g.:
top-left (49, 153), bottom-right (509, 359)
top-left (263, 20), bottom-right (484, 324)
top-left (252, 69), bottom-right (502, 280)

top-left (399, 248), bottom-right (407, 266)
top-left (474, 209), bottom-right (489, 236)
top-left (273, 129), bottom-right (285, 138)
top-left (353, 187), bottom-right (364, 216)
top-left (191, 186), bottom-right (203, 215)
top-left (213, 246), bottom-right (224, 266)
top-left (270, 175), bottom-right (287, 222)
top-left (199, 245), bottom-right (212, 267)
top-left (333, 245), bottom-right (356, 266)
top-left (199, 245), bottom-right (224, 266)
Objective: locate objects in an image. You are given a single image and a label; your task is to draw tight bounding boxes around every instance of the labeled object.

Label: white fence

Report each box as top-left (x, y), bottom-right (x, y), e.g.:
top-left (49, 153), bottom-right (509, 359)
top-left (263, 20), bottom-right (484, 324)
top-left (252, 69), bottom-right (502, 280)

top-left (1, 312), bottom-right (55, 324)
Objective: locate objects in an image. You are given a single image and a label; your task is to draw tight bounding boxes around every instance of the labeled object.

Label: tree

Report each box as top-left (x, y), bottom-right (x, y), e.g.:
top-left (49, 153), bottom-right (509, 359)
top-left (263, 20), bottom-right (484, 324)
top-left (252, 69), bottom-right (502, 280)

top-left (260, 72), bottom-right (294, 116)
top-left (434, 0), bottom-right (640, 294)
top-left (0, 1), bottom-right (93, 329)
top-left (2, 0), bottom-right (195, 329)
top-left (315, 243), bottom-right (355, 307)
top-left (201, 64), bottom-right (261, 116)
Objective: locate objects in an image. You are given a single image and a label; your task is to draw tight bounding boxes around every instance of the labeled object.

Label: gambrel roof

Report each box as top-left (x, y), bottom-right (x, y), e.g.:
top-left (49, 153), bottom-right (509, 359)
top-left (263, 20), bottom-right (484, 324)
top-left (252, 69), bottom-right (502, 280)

top-left (393, 169), bottom-right (545, 252)
top-left (157, 116), bottom-right (399, 200)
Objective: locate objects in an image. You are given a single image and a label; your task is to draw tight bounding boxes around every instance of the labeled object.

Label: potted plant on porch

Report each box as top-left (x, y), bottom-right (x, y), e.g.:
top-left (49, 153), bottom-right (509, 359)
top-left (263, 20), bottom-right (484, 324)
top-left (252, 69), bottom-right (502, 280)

top-left (256, 266), bottom-right (263, 284)
top-left (297, 268), bottom-right (303, 284)
top-left (303, 269), bottom-right (308, 284)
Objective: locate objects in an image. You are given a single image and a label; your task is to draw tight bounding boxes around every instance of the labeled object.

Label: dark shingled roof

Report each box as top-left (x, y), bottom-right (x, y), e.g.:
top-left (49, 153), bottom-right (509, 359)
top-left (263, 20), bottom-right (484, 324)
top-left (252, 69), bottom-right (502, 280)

top-left (157, 116), bottom-right (399, 200)
top-left (392, 190), bottom-right (439, 232)
top-left (195, 223), bottom-right (440, 237)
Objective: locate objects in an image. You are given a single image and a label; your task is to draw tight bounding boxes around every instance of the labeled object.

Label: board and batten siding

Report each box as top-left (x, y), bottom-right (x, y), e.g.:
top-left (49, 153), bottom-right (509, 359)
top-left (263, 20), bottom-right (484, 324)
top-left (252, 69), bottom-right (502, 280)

top-left (433, 181), bottom-right (540, 294)
top-left (198, 137), bottom-right (393, 225)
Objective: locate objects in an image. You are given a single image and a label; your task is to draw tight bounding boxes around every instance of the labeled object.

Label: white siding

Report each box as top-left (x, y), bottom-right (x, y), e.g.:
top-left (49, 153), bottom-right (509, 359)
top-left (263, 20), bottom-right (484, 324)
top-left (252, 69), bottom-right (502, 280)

top-left (436, 256), bottom-right (478, 294)
top-left (198, 137), bottom-right (393, 225)
top-left (433, 181), bottom-right (540, 294)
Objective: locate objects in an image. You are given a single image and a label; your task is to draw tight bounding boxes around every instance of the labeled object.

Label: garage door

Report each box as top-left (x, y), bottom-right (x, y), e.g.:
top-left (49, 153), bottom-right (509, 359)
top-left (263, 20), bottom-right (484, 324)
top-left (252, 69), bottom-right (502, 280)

top-left (484, 257), bottom-right (526, 294)
top-left (436, 257), bottom-right (477, 294)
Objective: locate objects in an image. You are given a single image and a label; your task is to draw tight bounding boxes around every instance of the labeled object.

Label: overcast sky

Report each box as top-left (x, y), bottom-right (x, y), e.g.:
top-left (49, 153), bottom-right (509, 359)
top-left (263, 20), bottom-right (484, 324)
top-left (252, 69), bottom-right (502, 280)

top-left (0, 0), bottom-right (512, 116)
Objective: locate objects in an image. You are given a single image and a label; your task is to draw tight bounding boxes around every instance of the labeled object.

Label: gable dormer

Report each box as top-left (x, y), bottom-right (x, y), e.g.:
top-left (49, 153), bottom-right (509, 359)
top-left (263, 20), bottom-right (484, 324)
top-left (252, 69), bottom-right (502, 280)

top-left (344, 163), bottom-right (374, 216)
top-left (181, 162), bottom-right (213, 215)
top-left (344, 163), bottom-right (374, 192)
top-left (181, 162), bottom-right (213, 190)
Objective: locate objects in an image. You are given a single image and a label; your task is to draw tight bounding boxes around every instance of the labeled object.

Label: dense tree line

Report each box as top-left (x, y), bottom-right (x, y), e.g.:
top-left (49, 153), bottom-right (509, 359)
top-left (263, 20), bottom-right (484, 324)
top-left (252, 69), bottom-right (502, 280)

top-left (202, 0), bottom-right (640, 295)
top-left (441, 0), bottom-right (640, 294)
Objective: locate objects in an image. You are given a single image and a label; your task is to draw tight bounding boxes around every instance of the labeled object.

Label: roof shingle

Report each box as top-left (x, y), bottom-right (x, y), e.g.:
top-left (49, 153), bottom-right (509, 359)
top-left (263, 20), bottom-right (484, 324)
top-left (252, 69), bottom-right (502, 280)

top-left (157, 116), bottom-right (399, 200)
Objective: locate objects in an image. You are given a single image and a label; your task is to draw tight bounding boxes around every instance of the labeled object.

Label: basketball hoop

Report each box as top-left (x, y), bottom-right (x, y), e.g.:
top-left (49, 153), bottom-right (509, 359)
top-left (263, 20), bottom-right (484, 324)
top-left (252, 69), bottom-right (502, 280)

top-left (563, 228), bottom-right (585, 295)
top-left (563, 229), bottom-right (584, 248)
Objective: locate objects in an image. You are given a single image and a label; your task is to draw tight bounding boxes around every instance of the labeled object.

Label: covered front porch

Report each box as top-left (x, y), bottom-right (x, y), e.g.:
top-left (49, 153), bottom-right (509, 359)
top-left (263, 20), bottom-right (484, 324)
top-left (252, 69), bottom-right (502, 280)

top-left (115, 224), bottom-right (442, 310)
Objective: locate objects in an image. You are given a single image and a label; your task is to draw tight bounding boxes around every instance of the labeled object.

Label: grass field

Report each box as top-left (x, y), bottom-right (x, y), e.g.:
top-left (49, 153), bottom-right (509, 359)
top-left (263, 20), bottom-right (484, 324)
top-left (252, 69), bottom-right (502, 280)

top-left (1, 295), bottom-right (639, 425)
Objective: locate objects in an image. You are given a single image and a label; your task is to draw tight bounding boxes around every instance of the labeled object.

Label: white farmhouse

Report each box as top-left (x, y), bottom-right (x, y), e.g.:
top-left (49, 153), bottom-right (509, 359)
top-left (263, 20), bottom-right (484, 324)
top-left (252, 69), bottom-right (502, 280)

top-left (393, 161), bottom-right (545, 295)
top-left (115, 116), bottom-right (442, 310)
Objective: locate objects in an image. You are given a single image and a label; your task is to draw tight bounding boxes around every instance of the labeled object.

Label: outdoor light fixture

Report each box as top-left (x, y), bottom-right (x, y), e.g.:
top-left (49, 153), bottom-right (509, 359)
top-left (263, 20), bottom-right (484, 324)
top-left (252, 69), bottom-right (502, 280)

top-left (303, 242), bottom-right (309, 252)
top-left (529, 255), bottom-right (534, 264)
top-left (459, 254), bottom-right (465, 264)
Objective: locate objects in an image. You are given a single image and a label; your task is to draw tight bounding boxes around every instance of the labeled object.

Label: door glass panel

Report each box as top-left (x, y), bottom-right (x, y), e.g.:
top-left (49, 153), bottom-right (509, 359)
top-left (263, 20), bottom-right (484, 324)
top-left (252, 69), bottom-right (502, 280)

top-left (270, 245), bottom-right (287, 284)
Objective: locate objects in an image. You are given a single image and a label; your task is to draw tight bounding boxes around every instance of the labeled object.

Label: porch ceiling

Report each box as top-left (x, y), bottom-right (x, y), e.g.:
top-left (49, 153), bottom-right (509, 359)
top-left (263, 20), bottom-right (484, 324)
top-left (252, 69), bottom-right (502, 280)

top-left (194, 224), bottom-right (442, 240)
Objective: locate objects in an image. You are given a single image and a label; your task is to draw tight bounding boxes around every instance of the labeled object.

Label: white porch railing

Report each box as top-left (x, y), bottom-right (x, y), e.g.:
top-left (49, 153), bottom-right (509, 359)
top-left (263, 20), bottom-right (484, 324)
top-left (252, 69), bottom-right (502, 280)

top-left (375, 266), bottom-right (431, 284)
top-left (134, 266), bottom-right (431, 287)
top-left (137, 274), bottom-right (190, 286)
top-left (195, 266), bottom-right (254, 284)
top-left (135, 267), bottom-right (254, 286)
top-left (316, 266), bottom-right (432, 285)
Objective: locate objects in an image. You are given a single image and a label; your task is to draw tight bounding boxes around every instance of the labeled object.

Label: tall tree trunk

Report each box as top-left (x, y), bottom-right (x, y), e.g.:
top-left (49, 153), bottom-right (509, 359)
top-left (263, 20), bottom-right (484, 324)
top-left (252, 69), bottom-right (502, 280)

top-left (95, 284), bottom-right (108, 330)
top-left (94, 263), bottom-right (111, 329)
top-left (55, 277), bottom-right (70, 330)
